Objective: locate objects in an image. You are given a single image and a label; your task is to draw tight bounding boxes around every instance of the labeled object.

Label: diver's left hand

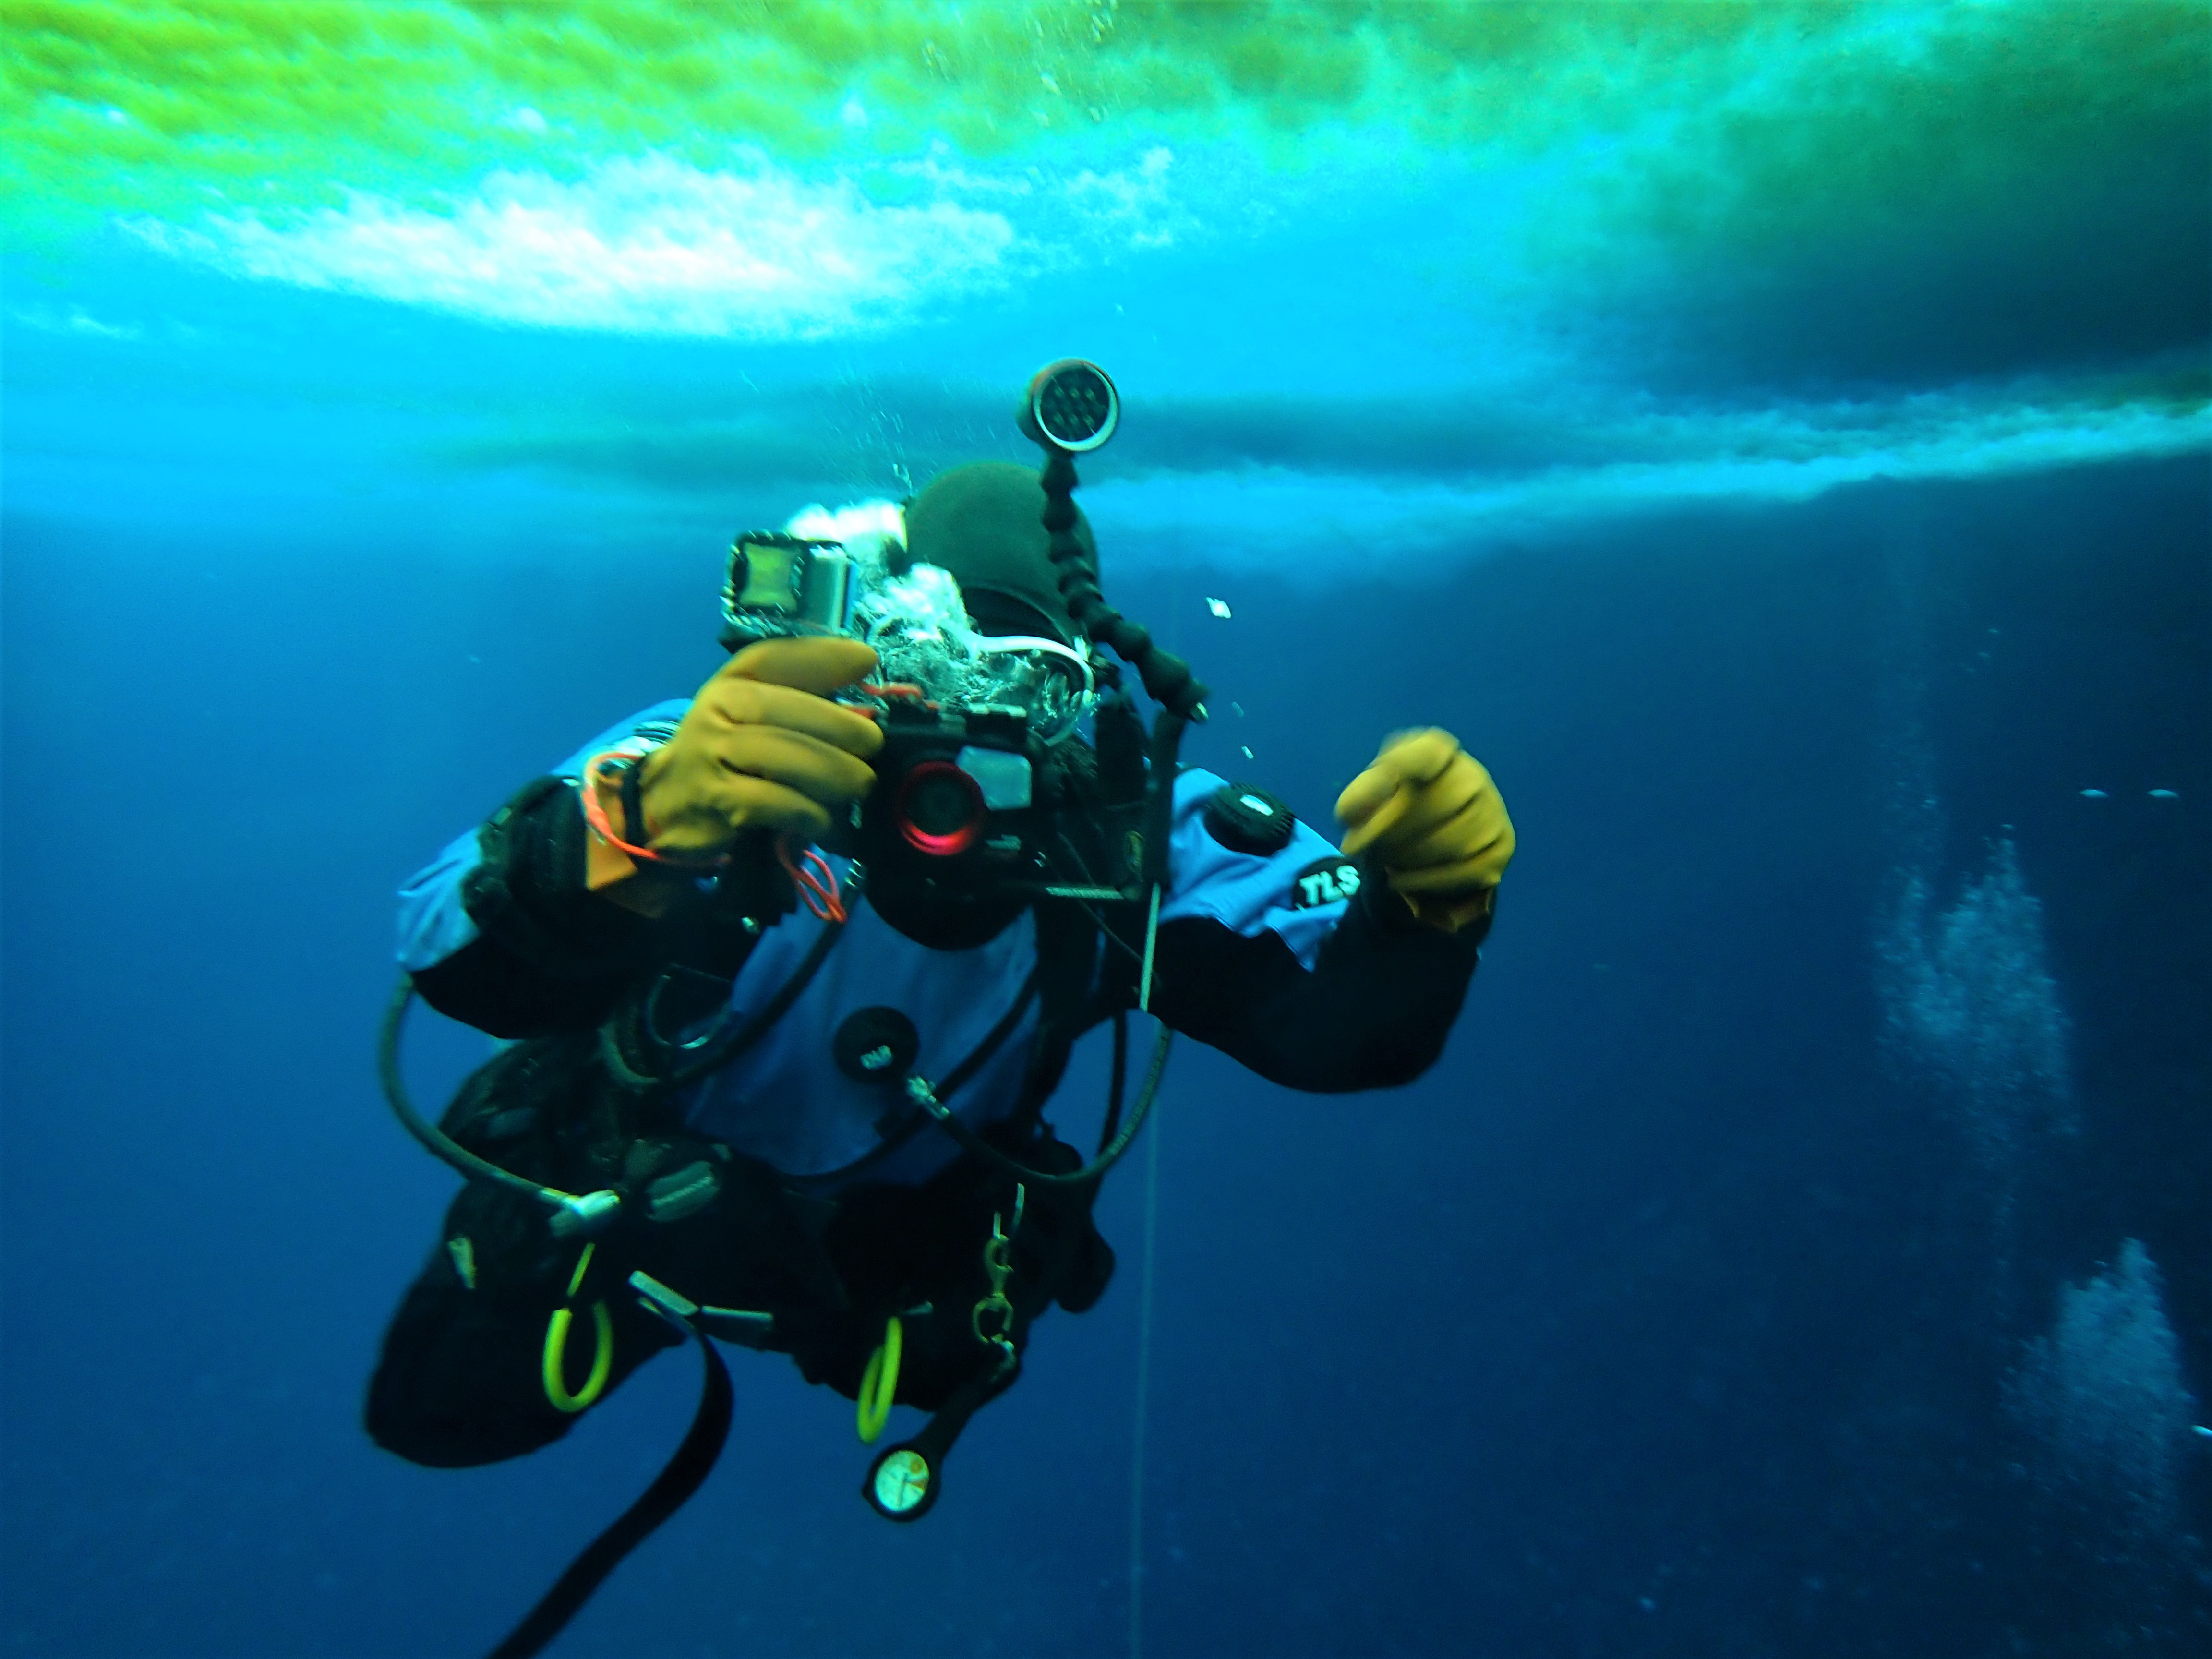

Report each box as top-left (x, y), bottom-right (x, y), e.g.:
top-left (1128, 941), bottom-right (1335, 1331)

top-left (1335, 728), bottom-right (1515, 934)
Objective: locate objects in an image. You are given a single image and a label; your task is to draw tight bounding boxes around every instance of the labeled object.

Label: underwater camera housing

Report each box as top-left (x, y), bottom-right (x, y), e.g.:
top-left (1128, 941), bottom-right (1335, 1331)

top-left (718, 530), bottom-right (857, 637)
top-left (855, 699), bottom-right (1061, 942)
top-left (717, 404), bottom-right (1120, 926)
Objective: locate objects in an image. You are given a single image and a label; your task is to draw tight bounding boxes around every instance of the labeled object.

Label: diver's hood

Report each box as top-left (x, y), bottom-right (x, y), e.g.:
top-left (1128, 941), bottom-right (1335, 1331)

top-left (900, 460), bottom-right (1089, 647)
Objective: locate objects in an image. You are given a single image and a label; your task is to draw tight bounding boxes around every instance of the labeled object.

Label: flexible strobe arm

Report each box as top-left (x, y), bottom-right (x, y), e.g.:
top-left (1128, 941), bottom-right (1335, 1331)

top-left (1040, 449), bottom-right (1208, 722)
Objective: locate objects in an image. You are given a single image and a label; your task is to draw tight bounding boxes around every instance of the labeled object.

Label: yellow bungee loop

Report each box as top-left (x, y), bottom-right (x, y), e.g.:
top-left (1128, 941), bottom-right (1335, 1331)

top-left (856, 1315), bottom-right (904, 1443)
top-left (543, 1242), bottom-right (614, 1414)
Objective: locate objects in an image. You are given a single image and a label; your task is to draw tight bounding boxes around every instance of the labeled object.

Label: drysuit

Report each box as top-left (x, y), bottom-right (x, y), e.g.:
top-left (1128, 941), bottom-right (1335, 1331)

top-left (366, 706), bottom-right (1485, 1468)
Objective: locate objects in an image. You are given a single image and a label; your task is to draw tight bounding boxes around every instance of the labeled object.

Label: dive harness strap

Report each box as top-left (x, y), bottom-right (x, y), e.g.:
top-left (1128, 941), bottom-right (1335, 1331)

top-left (893, 706), bottom-right (1185, 1192)
top-left (486, 1316), bottom-right (733, 1659)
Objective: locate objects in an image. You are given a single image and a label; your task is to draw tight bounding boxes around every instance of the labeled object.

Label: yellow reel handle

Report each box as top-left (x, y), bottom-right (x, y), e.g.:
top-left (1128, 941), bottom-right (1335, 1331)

top-left (856, 1315), bottom-right (904, 1443)
top-left (543, 1301), bottom-right (614, 1414)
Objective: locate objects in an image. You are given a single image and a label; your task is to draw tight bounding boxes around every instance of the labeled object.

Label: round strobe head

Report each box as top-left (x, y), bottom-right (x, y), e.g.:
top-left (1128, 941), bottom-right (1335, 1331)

top-left (1020, 359), bottom-right (1119, 452)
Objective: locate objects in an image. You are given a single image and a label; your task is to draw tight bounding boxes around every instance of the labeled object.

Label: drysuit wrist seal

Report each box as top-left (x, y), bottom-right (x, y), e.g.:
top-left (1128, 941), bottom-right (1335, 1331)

top-left (462, 774), bottom-right (659, 978)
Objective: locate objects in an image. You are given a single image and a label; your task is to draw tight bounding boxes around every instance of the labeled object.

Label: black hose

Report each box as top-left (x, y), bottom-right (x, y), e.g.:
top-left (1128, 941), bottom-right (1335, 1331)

top-left (921, 1019), bottom-right (1172, 1189)
top-left (599, 872), bottom-right (857, 1093)
top-left (379, 981), bottom-right (577, 1208)
top-left (779, 972), bottom-right (1042, 1197)
top-left (485, 1326), bottom-right (734, 1659)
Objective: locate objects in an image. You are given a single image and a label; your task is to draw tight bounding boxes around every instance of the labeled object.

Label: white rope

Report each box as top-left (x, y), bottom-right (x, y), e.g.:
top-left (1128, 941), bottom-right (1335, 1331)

top-left (1129, 1093), bottom-right (1162, 1659)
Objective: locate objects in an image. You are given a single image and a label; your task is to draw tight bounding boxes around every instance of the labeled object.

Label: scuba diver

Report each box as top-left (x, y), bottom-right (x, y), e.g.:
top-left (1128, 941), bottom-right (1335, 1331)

top-left (368, 364), bottom-right (1514, 1657)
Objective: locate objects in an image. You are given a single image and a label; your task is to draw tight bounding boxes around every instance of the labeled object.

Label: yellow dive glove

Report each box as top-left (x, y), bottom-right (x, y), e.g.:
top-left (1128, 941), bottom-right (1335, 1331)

top-left (1334, 728), bottom-right (1515, 935)
top-left (587, 637), bottom-right (884, 896)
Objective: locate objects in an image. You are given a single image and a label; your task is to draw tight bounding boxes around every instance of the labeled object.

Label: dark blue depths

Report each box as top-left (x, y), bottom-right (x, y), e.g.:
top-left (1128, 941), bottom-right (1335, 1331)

top-left (2, 457), bottom-right (2206, 1657)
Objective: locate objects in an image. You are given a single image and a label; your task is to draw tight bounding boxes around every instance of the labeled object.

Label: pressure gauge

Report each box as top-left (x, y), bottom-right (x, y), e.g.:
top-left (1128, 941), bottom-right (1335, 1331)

top-left (1020, 359), bottom-right (1118, 452)
top-left (865, 1443), bottom-right (939, 1521)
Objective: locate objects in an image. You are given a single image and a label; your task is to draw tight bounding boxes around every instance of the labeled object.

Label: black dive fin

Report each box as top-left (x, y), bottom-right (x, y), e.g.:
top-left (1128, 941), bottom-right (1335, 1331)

top-left (486, 1329), bottom-right (733, 1659)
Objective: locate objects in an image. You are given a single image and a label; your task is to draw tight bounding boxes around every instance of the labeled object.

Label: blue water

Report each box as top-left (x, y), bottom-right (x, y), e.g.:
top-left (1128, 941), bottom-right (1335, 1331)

top-left (3, 37), bottom-right (2210, 1640)
top-left (6, 431), bottom-right (2205, 1653)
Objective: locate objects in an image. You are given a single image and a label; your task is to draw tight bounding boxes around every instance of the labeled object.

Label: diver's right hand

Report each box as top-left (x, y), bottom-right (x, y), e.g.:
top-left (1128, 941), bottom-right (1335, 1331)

top-left (625, 637), bottom-right (884, 857)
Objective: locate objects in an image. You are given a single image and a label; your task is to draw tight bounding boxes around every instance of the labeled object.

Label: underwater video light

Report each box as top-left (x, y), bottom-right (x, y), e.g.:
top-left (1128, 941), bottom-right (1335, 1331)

top-left (1018, 359), bottom-right (1118, 453)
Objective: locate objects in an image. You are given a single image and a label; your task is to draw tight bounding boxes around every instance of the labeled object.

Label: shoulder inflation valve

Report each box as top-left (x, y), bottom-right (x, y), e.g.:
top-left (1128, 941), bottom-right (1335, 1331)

top-left (1203, 783), bottom-right (1295, 855)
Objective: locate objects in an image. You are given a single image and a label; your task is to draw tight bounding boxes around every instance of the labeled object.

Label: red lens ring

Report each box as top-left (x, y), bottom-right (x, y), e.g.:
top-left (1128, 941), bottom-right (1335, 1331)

top-left (895, 760), bottom-right (985, 857)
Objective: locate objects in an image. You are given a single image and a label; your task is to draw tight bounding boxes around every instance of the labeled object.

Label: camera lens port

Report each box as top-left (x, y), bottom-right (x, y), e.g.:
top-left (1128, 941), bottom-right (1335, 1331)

top-left (895, 761), bottom-right (987, 857)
